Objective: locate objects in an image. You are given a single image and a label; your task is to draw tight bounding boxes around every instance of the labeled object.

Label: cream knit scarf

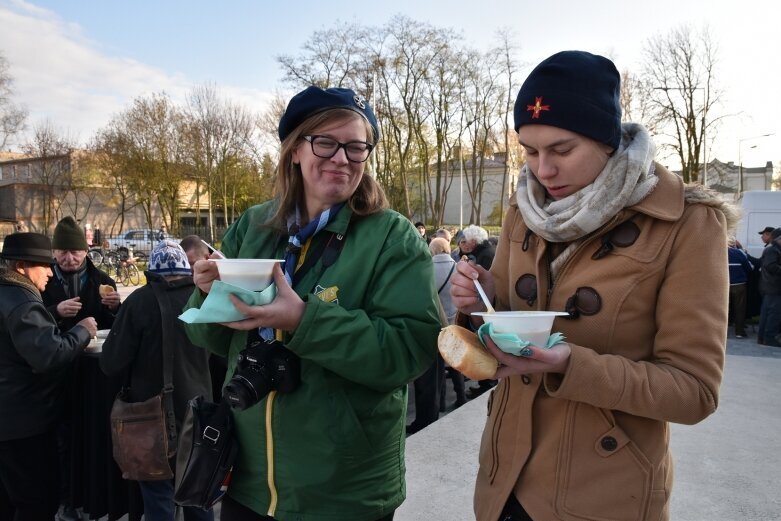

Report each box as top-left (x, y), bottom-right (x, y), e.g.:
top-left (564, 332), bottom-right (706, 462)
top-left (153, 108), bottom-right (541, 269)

top-left (515, 123), bottom-right (658, 278)
top-left (516, 123), bottom-right (658, 243)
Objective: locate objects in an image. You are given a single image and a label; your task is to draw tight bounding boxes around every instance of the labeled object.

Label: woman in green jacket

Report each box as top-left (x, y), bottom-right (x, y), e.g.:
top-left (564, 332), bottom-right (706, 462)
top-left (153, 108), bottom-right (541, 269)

top-left (184, 86), bottom-right (441, 521)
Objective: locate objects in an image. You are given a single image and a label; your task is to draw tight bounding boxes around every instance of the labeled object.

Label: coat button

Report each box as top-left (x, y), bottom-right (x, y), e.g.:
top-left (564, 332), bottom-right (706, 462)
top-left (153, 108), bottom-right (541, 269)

top-left (521, 375), bottom-right (531, 385)
top-left (601, 436), bottom-right (618, 451)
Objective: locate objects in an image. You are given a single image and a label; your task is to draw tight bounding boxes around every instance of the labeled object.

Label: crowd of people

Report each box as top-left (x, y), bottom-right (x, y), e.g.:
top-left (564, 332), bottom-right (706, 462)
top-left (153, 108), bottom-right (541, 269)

top-left (0, 49), bottom-right (766, 521)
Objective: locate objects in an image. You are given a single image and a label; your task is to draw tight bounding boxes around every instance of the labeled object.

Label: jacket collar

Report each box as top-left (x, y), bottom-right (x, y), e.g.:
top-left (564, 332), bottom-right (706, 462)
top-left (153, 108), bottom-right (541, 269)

top-left (0, 265), bottom-right (41, 297)
top-left (626, 163), bottom-right (684, 222)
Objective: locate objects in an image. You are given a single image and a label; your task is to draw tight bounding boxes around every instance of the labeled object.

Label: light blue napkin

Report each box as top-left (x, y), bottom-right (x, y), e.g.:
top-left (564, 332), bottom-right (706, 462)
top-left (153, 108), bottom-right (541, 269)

top-left (179, 280), bottom-right (277, 324)
top-left (477, 322), bottom-right (566, 356)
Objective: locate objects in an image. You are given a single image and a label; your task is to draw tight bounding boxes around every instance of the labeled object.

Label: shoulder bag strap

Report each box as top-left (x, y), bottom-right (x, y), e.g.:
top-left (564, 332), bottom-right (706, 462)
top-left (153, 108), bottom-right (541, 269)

top-left (149, 280), bottom-right (178, 453)
top-left (438, 262), bottom-right (456, 294)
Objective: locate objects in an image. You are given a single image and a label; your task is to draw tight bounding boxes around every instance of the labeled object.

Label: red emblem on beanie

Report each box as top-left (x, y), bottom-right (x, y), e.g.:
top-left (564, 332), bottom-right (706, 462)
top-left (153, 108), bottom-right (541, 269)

top-left (526, 97), bottom-right (550, 119)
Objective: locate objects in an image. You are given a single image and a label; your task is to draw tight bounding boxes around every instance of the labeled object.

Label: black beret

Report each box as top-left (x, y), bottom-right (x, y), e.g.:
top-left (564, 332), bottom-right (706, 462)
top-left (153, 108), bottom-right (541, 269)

top-left (278, 86), bottom-right (379, 144)
top-left (514, 50), bottom-right (622, 150)
top-left (1, 232), bottom-right (54, 264)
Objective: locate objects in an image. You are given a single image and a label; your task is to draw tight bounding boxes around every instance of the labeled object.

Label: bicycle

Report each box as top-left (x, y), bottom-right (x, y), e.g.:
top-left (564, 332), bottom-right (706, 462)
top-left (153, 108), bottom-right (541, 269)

top-left (116, 256), bottom-right (141, 287)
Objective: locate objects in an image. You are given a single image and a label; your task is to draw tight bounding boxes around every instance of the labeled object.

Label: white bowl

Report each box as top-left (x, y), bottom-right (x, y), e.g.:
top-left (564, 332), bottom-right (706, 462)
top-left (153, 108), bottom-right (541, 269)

top-left (472, 311), bottom-right (569, 347)
top-left (213, 259), bottom-right (283, 291)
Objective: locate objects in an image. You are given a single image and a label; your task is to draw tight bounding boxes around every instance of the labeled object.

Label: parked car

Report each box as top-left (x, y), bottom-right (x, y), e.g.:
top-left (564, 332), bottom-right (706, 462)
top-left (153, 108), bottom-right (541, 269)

top-left (103, 229), bottom-right (180, 258)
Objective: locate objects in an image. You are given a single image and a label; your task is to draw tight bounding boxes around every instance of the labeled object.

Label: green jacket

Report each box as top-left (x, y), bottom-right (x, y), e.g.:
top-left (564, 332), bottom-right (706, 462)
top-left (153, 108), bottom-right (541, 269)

top-left (184, 202), bottom-right (440, 521)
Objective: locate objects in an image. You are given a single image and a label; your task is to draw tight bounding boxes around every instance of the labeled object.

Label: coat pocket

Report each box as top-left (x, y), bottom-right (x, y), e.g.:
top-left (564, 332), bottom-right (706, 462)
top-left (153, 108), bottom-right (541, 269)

top-left (554, 403), bottom-right (653, 521)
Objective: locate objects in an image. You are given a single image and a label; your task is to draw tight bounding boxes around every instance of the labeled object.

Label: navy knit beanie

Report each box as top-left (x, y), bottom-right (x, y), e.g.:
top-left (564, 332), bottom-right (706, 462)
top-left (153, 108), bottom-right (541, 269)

top-left (278, 86), bottom-right (380, 144)
top-left (513, 51), bottom-right (622, 150)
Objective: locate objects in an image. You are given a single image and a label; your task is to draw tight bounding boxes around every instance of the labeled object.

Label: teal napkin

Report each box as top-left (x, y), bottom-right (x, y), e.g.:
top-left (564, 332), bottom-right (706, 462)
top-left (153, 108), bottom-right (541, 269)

top-left (477, 322), bottom-right (566, 356)
top-left (179, 280), bottom-right (277, 324)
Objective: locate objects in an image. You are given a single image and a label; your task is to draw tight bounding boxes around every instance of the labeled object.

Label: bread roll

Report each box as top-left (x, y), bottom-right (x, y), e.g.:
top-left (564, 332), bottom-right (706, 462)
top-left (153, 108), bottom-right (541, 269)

top-left (99, 284), bottom-right (114, 298)
top-left (438, 325), bottom-right (499, 381)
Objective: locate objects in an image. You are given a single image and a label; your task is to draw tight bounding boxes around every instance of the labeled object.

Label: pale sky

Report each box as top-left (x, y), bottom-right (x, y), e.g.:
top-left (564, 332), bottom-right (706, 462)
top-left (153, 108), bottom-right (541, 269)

top-left (1, 0), bottom-right (779, 169)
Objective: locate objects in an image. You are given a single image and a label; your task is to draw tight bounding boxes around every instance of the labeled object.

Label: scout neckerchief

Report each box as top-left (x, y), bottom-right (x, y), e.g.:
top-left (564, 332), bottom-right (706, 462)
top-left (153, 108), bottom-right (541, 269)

top-left (258, 202), bottom-right (346, 341)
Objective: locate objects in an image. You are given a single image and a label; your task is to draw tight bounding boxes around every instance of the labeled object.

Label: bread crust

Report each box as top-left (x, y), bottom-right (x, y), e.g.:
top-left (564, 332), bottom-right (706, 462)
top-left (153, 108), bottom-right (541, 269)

top-left (438, 325), bottom-right (498, 380)
top-left (99, 284), bottom-right (113, 298)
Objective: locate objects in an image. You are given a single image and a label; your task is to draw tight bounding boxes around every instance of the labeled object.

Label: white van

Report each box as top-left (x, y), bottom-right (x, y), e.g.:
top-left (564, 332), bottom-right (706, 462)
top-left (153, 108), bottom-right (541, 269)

top-left (735, 191), bottom-right (781, 258)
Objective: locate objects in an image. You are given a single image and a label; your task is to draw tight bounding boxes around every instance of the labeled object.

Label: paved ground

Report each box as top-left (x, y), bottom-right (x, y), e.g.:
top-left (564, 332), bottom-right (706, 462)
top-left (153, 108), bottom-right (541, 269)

top-left (399, 326), bottom-right (781, 520)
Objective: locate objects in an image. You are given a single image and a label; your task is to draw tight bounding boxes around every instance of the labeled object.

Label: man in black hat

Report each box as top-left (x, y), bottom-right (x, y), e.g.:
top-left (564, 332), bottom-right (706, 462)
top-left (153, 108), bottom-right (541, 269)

top-left (0, 233), bottom-right (97, 521)
top-left (758, 228), bottom-right (781, 346)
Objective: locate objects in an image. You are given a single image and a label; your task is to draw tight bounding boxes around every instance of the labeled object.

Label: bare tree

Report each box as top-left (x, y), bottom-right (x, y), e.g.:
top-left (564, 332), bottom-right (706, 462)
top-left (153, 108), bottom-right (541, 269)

top-left (0, 52), bottom-right (28, 150)
top-left (22, 121), bottom-right (75, 231)
top-left (640, 25), bottom-right (723, 183)
top-left (491, 28), bottom-right (520, 224)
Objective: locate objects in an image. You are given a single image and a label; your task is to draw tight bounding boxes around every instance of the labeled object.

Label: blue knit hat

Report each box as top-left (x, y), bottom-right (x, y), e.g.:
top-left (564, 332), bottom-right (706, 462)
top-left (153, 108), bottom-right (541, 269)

top-left (513, 50), bottom-right (622, 150)
top-left (278, 86), bottom-right (380, 144)
top-left (149, 239), bottom-right (191, 276)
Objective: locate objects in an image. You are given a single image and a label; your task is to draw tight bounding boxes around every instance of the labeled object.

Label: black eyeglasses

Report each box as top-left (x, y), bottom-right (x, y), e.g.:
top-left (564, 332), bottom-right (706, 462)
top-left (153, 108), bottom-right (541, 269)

top-left (302, 135), bottom-right (374, 163)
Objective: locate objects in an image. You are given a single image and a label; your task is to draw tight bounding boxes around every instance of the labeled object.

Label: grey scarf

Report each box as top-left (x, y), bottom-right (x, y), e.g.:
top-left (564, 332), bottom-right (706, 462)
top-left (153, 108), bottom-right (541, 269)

top-left (516, 123), bottom-right (658, 243)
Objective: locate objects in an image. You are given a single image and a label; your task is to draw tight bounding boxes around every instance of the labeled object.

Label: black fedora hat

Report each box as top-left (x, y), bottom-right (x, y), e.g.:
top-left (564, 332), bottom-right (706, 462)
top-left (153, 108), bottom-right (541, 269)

top-left (758, 226), bottom-right (775, 235)
top-left (1, 233), bottom-right (54, 264)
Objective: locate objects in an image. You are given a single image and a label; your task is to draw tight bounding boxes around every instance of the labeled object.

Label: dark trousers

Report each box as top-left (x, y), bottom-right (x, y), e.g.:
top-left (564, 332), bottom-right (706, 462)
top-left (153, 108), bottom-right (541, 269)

top-left (0, 428), bottom-right (61, 521)
top-left (758, 294), bottom-right (781, 346)
top-left (500, 493), bottom-right (533, 521)
top-left (139, 478), bottom-right (214, 521)
top-left (729, 282), bottom-right (748, 336)
top-left (409, 354), bottom-right (444, 433)
top-left (221, 494), bottom-right (395, 521)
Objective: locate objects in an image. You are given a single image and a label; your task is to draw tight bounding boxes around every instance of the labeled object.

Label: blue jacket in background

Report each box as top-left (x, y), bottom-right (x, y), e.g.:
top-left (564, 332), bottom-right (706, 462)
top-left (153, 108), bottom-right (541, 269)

top-left (728, 247), bottom-right (752, 285)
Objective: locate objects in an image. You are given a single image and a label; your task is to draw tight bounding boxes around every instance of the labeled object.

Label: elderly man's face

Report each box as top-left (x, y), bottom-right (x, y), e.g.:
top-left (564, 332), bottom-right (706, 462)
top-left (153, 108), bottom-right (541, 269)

top-left (54, 249), bottom-right (88, 272)
top-left (20, 263), bottom-right (53, 291)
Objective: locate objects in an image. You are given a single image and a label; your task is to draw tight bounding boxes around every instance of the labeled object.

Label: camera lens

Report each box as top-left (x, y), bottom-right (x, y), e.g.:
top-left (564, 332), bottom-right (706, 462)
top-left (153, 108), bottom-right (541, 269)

top-left (223, 366), bottom-right (273, 411)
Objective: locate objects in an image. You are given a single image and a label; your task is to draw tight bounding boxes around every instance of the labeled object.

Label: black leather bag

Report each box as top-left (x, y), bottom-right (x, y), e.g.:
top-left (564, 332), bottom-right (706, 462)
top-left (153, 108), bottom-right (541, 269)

top-left (174, 396), bottom-right (237, 509)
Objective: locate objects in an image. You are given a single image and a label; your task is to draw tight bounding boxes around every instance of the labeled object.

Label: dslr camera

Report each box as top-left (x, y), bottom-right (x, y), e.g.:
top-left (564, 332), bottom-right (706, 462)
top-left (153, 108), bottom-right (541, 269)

top-left (223, 338), bottom-right (301, 410)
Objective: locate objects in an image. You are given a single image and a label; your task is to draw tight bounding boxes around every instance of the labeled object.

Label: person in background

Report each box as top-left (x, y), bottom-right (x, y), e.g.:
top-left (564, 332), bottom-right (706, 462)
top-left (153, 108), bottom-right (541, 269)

top-left (180, 234), bottom-right (227, 402)
top-left (157, 224), bottom-right (168, 242)
top-left (757, 228), bottom-right (781, 346)
top-left (414, 221), bottom-right (429, 243)
top-left (184, 86), bottom-right (440, 520)
top-left (100, 240), bottom-right (212, 521)
top-left (458, 224), bottom-right (495, 271)
top-left (458, 224), bottom-right (499, 399)
top-left (43, 217), bottom-right (120, 332)
top-left (41, 216), bottom-right (120, 521)
top-left (451, 230), bottom-right (465, 262)
top-left (0, 233), bottom-right (96, 521)
top-left (433, 227), bottom-right (452, 244)
top-left (727, 237), bottom-right (753, 338)
top-left (450, 50), bottom-right (734, 521)
top-left (93, 225), bottom-right (102, 249)
top-left (430, 237), bottom-right (466, 410)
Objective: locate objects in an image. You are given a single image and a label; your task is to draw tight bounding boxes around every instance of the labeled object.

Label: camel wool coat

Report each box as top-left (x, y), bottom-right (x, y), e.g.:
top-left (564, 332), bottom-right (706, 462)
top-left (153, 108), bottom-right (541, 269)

top-left (473, 165), bottom-right (735, 521)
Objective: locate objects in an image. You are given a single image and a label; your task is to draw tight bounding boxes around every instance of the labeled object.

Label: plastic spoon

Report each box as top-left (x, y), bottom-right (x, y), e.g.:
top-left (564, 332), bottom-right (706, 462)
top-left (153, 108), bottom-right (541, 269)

top-left (473, 279), bottom-right (496, 314)
top-left (200, 239), bottom-right (226, 259)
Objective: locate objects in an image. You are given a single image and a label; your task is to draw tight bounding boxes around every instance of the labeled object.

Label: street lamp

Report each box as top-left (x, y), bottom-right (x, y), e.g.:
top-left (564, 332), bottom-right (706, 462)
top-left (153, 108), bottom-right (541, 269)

top-left (738, 133), bottom-right (775, 195)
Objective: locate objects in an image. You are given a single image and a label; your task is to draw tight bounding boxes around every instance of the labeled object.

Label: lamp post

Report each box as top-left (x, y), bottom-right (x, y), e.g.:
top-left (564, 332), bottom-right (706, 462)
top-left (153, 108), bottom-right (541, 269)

top-left (738, 133), bottom-right (775, 195)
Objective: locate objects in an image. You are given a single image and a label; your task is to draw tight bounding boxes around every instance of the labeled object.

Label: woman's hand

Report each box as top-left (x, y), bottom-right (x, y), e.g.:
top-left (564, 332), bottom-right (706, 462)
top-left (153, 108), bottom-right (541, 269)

top-left (223, 263), bottom-right (306, 332)
top-left (450, 260), bottom-right (496, 327)
top-left (482, 334), bottom-right (572, 378)
top-left (192, 256), bottom-right (220, 294)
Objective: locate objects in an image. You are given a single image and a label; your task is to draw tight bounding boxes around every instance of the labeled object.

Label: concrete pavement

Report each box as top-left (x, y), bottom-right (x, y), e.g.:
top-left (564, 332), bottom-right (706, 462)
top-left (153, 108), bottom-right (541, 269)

top-left (399, 335), bottom-right (781, 521)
